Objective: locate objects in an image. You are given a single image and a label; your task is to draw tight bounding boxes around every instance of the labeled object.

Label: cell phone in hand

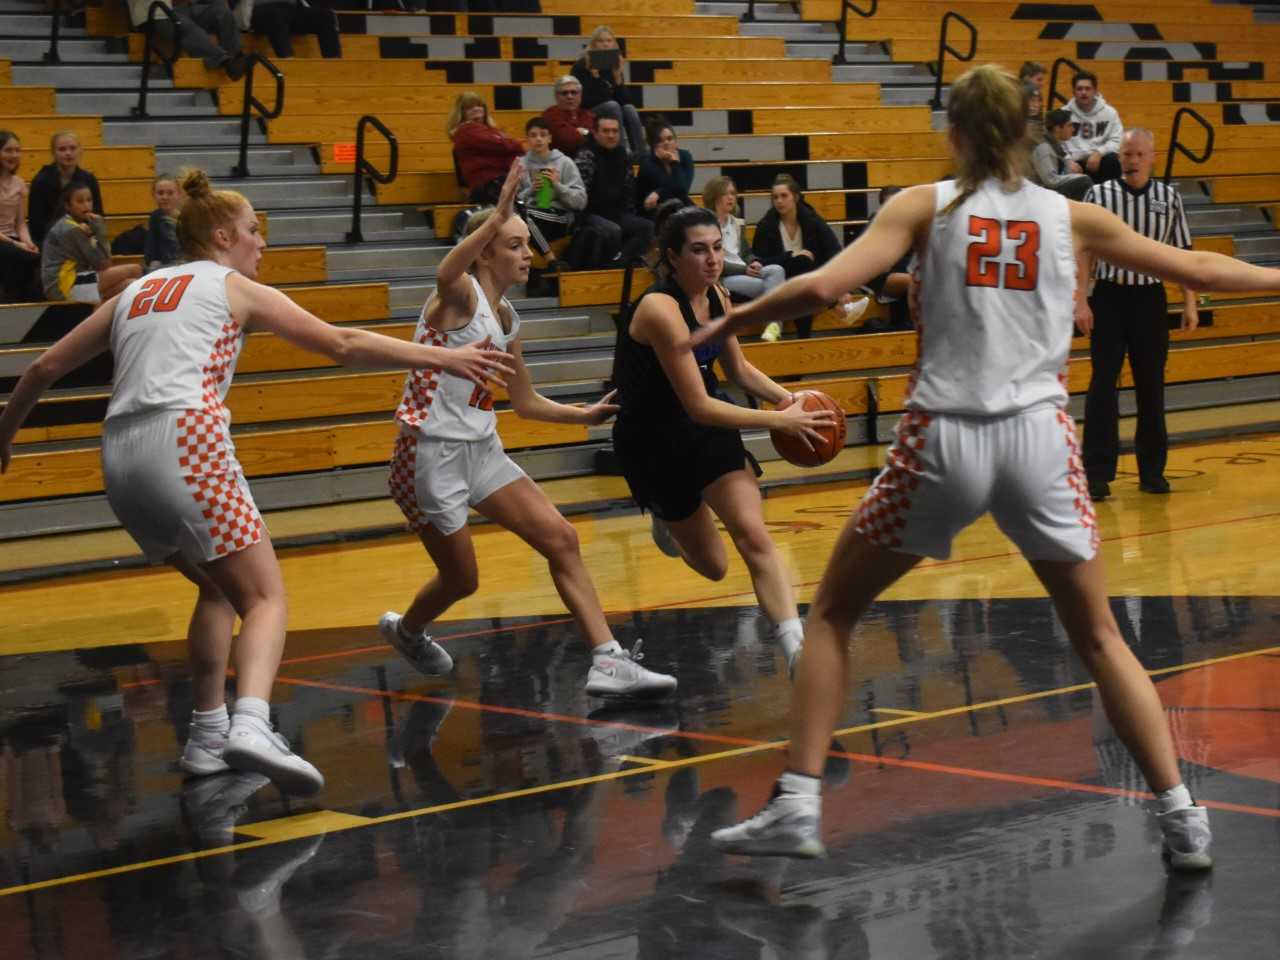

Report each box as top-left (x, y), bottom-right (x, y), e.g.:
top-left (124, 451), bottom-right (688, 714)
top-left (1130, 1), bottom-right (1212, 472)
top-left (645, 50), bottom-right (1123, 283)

top-left (589, 48), bottom-right (621, 72)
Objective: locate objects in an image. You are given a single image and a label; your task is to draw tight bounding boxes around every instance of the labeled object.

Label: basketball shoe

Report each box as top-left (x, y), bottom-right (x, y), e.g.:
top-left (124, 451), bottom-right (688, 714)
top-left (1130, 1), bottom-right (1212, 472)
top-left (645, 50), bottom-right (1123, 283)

top-left (585, 640), bottom-right (678, 700)
top-left (224, 718), bottom-right (325, 796)
top-left (1159, 805), bottom-right (1213, 871)
top-left (379, 611), bottom-right (454, 676)
top-left (710, 783), bottom-right (825, 859)
top-left (180, 732), bottom-right (230, 777)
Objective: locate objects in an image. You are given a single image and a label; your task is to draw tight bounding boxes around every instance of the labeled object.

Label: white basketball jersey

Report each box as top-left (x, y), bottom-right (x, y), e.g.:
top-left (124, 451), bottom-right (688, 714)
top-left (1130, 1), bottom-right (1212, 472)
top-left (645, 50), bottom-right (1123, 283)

top-left (395, 275), bottom-right (522, 441)
top-left (909, 178), bottom-right (1076, 416)
top-left (106, 261), bottom-right (241, 421)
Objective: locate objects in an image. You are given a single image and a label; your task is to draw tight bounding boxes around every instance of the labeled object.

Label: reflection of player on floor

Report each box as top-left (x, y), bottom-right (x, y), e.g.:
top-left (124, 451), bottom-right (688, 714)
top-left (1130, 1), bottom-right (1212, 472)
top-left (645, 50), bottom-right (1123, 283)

top-left (0, 170), bottom-right (513, 796)
top-left (699, 65), bottom-right (1280, 871)
top-left (381, 161), bottom-right (676, 701)
top-left (610, 206), bottom-right (836, 673)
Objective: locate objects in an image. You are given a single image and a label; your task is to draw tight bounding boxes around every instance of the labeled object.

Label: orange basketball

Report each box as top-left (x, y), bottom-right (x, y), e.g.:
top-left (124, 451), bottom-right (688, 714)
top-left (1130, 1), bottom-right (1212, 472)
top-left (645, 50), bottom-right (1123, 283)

top-left (770, 390), bottom-right (847, 467)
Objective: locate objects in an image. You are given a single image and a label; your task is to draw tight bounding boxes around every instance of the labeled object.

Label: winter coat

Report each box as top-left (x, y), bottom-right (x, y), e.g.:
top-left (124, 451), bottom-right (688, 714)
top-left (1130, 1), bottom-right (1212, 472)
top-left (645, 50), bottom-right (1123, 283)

top-left (751, 201), bottom-right (841, 269)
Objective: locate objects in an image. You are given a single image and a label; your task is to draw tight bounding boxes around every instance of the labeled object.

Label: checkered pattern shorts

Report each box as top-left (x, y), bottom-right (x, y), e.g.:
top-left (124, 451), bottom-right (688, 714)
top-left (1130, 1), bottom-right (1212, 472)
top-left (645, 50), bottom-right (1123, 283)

top-left (102, 407), bottom-right (264, 564)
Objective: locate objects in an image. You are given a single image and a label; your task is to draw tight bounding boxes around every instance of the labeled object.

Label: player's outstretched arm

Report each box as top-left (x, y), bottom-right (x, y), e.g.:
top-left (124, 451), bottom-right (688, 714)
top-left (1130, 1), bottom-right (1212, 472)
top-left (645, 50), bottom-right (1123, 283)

top-left (1072, 201), bottom-right (1280, 293)
top-left (433, 161), bottom-right (524, 305)
top-left (0, 298), bottom-right (117, 473)
top-left (229, 274), bottom-right (514, 390)
top-left (505, 337), bottom-right (619, 425)
top-left (691, 185), bottom-right (932, 349)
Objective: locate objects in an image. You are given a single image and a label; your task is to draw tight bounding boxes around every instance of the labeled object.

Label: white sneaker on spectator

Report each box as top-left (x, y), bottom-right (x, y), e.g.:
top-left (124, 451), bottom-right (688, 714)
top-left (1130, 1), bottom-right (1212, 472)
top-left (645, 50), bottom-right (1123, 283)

top-left (224, 719), bottom-right (325, 796)
top-left (651, 514), bottom-right (681, 558)
top-left (710, 787), bottom-right (825, 859)
top-left (585, 640), bottom-right (677, 700)
top-left (1160, 805), bottom-right (1213, 871)
top-left (379, 611), bottom-right (454, 676)
top-left (841, 297), bottom-right (870, 326)
top-left (761, 321), bottom-right (782, 342)
top-left (179, 733), bottom-right (230, 777)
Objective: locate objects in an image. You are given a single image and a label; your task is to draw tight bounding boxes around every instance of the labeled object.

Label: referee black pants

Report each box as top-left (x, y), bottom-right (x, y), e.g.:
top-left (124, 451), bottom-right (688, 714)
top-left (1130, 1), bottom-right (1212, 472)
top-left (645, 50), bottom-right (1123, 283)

top-left (1083, 279), bottom-right (1169, 484)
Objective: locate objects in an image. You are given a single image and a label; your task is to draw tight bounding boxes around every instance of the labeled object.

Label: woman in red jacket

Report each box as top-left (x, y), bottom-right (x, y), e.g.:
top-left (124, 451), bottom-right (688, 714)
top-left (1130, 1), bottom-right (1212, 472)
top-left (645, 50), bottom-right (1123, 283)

top-left (448, 93), bottom-right (525, 205)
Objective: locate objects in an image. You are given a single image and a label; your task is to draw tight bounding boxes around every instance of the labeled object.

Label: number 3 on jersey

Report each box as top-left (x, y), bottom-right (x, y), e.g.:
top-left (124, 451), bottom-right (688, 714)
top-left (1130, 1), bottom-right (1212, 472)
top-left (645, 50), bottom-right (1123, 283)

top-left (966, 216), bottom-right (1040, 291)
top-left (126, 274), bottom-right (194, 320)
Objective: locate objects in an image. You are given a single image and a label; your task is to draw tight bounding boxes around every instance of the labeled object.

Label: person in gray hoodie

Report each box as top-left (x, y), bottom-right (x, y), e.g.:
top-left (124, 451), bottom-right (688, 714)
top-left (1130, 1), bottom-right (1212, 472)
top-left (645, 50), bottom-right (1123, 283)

top-left (1064, 71), bottom-right (1123, 183)
top-left (1031, 108), bottom-right (1094, 200)
top-left (517, 116), bottom-right (587, 267)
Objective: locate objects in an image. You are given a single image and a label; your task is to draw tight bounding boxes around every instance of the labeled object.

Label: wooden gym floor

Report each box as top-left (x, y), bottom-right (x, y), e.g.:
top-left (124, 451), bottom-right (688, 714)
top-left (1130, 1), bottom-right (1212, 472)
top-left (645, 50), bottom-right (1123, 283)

top-left (1, 412), bottom-right (1278, 958)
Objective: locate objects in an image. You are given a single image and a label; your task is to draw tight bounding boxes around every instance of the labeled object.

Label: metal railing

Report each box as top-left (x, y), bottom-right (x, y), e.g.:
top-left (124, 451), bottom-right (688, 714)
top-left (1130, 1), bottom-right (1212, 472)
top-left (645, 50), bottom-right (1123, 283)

top-left (1163, 107), bottom-right (1214, 183)
top-left (346, 115), bottom-right (399, 244)
top-left (43, 0), bottom-right (63, 64)
top-left (1047, 56), bottom-right (1084, 110)
top-left (930, 11), bottom-right (977, 110)
top-left (832, 0), bottom-right (879, 65)
top-left (132, 1), bottom-right (179, 119)
top-left (231, 54), bottom-right (285, 179)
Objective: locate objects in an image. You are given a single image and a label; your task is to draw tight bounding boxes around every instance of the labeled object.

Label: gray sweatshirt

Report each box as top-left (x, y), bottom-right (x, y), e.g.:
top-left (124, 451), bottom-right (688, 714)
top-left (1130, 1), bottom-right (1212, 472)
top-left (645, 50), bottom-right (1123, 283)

top-left (518, 149), bottom-right (587, 212)
top-left (41, 214), bottom-right (109, 300)
top-left (1064, 93), bottom-right (1123, 162)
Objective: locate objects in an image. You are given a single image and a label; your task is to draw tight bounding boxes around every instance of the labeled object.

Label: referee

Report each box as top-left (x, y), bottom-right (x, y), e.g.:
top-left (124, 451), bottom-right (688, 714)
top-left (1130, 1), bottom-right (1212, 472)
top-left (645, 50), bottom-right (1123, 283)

top-left (1078, 128), bottom-right (1198, 501)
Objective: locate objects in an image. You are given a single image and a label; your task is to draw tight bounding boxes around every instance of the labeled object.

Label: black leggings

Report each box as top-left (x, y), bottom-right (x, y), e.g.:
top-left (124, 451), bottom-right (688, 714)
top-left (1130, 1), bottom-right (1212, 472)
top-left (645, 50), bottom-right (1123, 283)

top-left (782, 253), bottom-right (817, 338)
top-left (0, 240), bottom-right (40, 303)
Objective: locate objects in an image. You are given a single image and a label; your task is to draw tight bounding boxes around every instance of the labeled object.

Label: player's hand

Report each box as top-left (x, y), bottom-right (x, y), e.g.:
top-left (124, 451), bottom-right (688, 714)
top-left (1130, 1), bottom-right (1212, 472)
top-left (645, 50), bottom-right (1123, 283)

top-left (494, 161), bottom-right (523, 221)
top-left (644, 191), bottom-right (659, 210)
top-left (582, 388), bottom-right (620, 425)
top-left (746, 260), bottom-right (762, 278)
top-left (1181, 304), bottom-right (1200, 332)
top-left (1074, 294), bottom-right (1094, 336)
top-left (439, 345), bottom-right (515, 390)
top-left (774, 399), bottom-right (836, 452)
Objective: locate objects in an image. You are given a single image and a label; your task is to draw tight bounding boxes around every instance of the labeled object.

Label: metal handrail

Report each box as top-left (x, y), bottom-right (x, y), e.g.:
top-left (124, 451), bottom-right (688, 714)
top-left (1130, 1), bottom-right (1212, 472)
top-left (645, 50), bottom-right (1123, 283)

top-left (1047, 56), bottom-right (1084, 110)
top-left (832, 0), bottom-right (879, 65)
top-left (132, 1), bottom-right (179, 119)
top-left (930, 11), bottom-right (977, 110)
top-left (1163, 107), bottom-right (1214, 183)
top-left (231, 54), bottom-right (285, 179)
top-left (43, 0), bottom-right (62, 64)
top-left (346, 115), bottom-right (399, 244)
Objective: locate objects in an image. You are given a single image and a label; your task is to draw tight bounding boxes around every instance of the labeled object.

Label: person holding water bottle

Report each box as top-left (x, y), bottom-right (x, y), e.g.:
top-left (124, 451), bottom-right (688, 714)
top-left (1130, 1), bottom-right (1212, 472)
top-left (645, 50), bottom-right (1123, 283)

top-left (518, 117), bottom-right (586, 275)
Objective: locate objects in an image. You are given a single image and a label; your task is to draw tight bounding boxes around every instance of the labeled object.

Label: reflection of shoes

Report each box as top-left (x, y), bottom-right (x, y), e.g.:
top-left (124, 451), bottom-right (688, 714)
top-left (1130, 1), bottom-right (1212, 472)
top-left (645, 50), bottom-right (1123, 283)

top-left (180, 734), bottom-right (230, 777)
top-left (181, 771), bottom-right (271, 847)
top-left (585, 705), bottom-right (678, 763)
top-left (388, 699), bottom-right (453, 769)
top-left (224, 720), bottom-right (325, 796)
top-left (761, 322), bottom-right (782, 342)
top-left (233, 834), bottom-right (324, 915)
top-left (1155, 871), bottom-right (1213, 947)
top-left (585, 640), bottom-right (677, 700)
top-left (1140, 475), bottom-right (1171, 494)
top-left (710, 787), bottom-right (825, 859)
top-left (379, 612), bottom-right (454, 676)
top-left (1159, 805), bottom-right (1213, 871)
top-left (650, 514), bottom-right (681, 558)
top-left (1088, 479), bottom-right (1110, 502)
top-left (717, 898), bottom-right (827, 952)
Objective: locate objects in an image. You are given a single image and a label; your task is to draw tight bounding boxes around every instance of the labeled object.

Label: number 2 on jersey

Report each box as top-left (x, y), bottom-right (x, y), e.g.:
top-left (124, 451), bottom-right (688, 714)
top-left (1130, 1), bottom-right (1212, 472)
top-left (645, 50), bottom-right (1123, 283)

top-left (126, 274), bottom-right (194, 320)
top-left (965, 216), bottom-right (1040, 291)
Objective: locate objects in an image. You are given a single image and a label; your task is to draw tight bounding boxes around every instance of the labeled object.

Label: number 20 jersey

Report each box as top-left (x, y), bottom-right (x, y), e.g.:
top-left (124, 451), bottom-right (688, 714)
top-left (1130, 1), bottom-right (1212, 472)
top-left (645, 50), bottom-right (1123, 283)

top-left (106, 260), bottom-right (240, 421)
top-left (910, 178), bottom-right (1076, 416)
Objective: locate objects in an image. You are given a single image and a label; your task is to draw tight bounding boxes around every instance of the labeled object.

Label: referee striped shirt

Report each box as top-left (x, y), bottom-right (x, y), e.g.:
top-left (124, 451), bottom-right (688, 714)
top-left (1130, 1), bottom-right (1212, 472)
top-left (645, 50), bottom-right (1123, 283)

top-left (1085, 178), bottom-right (1192, 285)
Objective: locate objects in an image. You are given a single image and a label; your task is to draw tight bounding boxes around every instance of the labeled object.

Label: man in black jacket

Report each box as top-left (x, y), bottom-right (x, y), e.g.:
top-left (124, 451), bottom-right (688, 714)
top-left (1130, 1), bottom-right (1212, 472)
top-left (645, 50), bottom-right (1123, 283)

top-left (574, 116), bottom-right (653, 267)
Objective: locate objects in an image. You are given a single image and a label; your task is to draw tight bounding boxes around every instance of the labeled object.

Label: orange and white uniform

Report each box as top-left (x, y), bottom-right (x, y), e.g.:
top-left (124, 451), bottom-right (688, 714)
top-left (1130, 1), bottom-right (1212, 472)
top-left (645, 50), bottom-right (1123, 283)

top-left (100, 261), bottom-right (264, 563)
top-left (389, 275), bottom-right (526, 535)
top-left (854, 177), bottom-right (1098, 561)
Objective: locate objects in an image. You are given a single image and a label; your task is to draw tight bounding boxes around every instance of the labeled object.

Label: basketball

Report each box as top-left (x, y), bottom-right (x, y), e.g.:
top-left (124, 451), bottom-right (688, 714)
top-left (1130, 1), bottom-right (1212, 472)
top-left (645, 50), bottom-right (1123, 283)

top-left (770, 390), bottom-right (847, 467)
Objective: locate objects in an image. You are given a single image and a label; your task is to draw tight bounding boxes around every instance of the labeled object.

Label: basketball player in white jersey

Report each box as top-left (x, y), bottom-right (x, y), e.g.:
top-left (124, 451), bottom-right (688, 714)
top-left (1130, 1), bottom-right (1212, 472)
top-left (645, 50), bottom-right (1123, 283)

top-left (0, 170), bottom-right (514, 795)
top-left (699, 65), bottom-right (1280, 870)
top-left (380, 162), bottom-right (677, 700)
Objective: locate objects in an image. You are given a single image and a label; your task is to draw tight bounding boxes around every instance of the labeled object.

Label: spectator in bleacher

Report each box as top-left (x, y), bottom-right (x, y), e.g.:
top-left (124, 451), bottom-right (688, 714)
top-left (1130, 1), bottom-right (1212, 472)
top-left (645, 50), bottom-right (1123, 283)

top-left (750, 174), bottom-right (842, 341)
top-left (1065, 71), bottom-right (1123, 183)
top-left (703, 175), bottom-right (785, 303)
top-left (541, 76), bottom-right (595, 157)
top-left (0, 131), bottom-right (42, 303)
top-left (1019, 61), bottom-right (1046, 97)
top-left (127, 0), bottom-right (247, 80)
top-left (144, 173), bottom-right (184, 273)
top-left (249, 0), bottom-right (342, 60)
top-left (574, 115), bottom-right (653, 267)
top-left (27, 131), bottom-right (104, 248)
top-left (518, 116), bottom-right (585, 271)
top-left (571, 26), bottom-right (646, 159)
top-left (1031, 108), bottom-right (1093, 201)
top-left (1020, 62), bottom-right (1047, 143)
top-left (859, 185), bottom-right (913, 333)
top-left (40, 182), bottom-right (141, 303)
top-left (637, 120), bottom-right (694, 214)
top-left (448, 93), bottom-right (525, 205)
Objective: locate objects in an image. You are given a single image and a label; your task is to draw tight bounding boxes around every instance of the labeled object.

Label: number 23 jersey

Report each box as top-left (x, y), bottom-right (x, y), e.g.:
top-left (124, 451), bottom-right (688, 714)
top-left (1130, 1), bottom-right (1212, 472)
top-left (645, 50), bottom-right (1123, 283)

top-left (395, 274), bottom-right (521, 442)
top-left (106, 260), bottom-right (240, 421)
top-left (911, 178), bottom-right (1076, 416)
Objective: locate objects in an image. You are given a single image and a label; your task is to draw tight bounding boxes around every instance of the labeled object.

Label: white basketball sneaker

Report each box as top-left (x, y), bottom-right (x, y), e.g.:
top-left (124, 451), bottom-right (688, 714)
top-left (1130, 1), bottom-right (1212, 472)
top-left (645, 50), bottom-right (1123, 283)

top-left (379, 611), bottom-right (454, 676)
top-left (179, 733), bottom-right (231, 777)
top-left (585, 640), bottom-right (677, 700)
top-left (224, 719), bottom-right (325, 796)
top-left (1159, 805), bottom-right (1213, 871)
top-left (710, 787), bottom-right (826, 859)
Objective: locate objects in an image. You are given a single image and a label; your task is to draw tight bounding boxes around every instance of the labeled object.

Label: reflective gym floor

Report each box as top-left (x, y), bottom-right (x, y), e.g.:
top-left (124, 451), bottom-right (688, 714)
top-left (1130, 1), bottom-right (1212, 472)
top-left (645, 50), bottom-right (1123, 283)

top-left (2, 424), bottom-right (1278, 959)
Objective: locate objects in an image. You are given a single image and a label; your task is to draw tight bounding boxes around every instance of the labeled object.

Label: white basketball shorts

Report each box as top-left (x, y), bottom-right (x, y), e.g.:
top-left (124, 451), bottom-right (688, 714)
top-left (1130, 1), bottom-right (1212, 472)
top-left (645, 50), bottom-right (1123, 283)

top-left (101, 408), bottom-right (265, 564)
top-left (854, 405), bottom-right (1098, 562)
top-left (388, 430), bottom-right (527, 536)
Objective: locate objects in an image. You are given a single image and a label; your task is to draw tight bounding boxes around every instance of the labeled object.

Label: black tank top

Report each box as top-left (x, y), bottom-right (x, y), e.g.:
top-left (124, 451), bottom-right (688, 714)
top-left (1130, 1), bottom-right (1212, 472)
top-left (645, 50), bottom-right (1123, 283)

top-left (612, 279), bottom-right (726, 426)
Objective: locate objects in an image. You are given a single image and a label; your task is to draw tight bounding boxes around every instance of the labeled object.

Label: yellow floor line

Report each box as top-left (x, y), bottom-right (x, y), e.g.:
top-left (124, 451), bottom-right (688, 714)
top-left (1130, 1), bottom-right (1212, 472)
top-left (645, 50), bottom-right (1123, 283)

top-left (869, 707), bottom-right (924, 717)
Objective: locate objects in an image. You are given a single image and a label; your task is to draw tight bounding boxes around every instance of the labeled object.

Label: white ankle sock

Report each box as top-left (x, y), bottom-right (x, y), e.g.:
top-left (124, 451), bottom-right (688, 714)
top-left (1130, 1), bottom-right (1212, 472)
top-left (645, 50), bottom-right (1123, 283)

top-left (233, 696), bottom-right (271, 728)
top-left (1156, 783), bottom-right (1193, 815)
top-left (593, 640), bottom-right (623, 658)
top-left (778, 770), bottom-right (822, 797)
top-left (190, 705), bottom-right (229, 740)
